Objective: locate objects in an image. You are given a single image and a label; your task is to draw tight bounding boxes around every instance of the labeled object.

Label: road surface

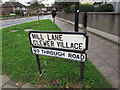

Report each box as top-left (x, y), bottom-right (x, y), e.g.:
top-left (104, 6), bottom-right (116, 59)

top-left (0, 15), bottom-right (51, 29)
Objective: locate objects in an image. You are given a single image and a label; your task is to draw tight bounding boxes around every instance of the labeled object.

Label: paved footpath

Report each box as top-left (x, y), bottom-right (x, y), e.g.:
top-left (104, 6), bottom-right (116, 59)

top-left (1, 75), bottom-right (35, 89)
top-left (55, 18), bottom-right (119, 88)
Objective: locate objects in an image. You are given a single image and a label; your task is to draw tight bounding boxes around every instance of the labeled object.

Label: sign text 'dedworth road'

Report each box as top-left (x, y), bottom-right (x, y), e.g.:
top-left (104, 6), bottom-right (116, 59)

top-left (29, 31), bottom-right (88, 52)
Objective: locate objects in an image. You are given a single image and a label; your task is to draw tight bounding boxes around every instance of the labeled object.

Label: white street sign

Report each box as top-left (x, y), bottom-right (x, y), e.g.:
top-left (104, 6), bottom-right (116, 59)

top-left (31, 47), bottom-right (86, 62)
top-left (29, 31), bottom-right (88, 52)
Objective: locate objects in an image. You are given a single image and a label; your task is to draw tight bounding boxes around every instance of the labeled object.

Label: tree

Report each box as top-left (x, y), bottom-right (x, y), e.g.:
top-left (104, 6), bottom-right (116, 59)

top-left (55, 2), bottom-right (75, 12)
top-left (27, 0), bottom-right (45, 20)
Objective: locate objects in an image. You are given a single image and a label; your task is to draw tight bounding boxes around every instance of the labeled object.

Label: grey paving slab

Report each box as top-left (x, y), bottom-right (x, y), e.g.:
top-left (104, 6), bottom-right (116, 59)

top-left (111, 45), bottom-right (118, 51)
top-left (21, 83), bottom-right (34, 88)
top-left (108, 75), bottom-right (118, 88)
top-left (97, 64), bottom-right (117, 77)
top-left (104, 42), bottom-right (117, 46)
top-left (97, 44), bottom-right (110, 50)
top-left (87, 52), bottom-right (99, 60)
top-left (88, 44), bottom-right (98, 49)
top-left (55, 18), bottom-right (119, 88)
top-left (1, 75), bottom-right (34, 89)
top-left (15, 82), bottom-right (25, 88)
top-left (90, 57), bottom-right (107, 67)
top-left (97, 64), bottom-right (118, 88)
top-left (1, 75), bottom-right (9, 86)
top-left (103, 49), bottom-right (118, 55)
top-left (112, 53), bottom-right (118, 59)
top-left (0, 76), bottom-right (2, 89)
top-left (5, 80), bottom-right (18, 87)
top-left (97, 39), bottom-right (108, 43)
top-left (2, 84), bottom-right (17, 88)
top-left (98, 53), bottom-right (113, 60)
top-left (92, 48), bottom-right (105, 54)
top-left (105, 57), bottom-right (118, 71)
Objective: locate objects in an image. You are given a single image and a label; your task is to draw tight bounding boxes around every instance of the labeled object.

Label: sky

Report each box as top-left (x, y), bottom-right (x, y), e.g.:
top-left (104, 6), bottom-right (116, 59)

top-left (2, 0), bottom-right (119, 5)
top-left (2, 0), bottom-right (55, 6)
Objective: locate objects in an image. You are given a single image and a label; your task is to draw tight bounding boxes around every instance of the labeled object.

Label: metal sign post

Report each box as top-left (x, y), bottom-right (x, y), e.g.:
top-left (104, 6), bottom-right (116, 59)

top-left (75, 2), bottom-right (80, 32)
top-left (75, 1), bottom-right (85, 86)
top-left (35, 55), bottom-right (42, 74)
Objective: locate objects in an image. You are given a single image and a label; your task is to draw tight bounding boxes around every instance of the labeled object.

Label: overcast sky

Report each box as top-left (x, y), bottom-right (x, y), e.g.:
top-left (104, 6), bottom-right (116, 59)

top-left (2, 0), bottom-right (55, 5)
top-left (2, 0), bottom-right (119, 5)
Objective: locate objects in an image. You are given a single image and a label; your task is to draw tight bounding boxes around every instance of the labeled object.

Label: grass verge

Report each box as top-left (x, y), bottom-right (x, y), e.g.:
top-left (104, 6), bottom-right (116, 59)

top-left (2, 19), bottom-right (113, 88)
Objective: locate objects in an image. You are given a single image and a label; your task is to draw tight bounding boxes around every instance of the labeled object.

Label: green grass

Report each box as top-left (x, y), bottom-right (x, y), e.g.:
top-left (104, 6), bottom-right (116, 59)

top-left (2, 19), bottom-right (113, 88)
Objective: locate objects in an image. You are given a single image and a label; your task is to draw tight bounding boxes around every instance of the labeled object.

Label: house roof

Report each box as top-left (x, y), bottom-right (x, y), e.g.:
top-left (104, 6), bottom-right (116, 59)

top-left (2, 2), bottom-right (26, 8)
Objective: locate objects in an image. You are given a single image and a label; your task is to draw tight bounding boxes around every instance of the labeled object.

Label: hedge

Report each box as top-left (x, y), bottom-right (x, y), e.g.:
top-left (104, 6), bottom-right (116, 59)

top-left (96, 4), bottom-right (114, 12)
top-left (70, 4), bottom-right (114, 13)
top-left (71, 4), bottom-right (95, 12)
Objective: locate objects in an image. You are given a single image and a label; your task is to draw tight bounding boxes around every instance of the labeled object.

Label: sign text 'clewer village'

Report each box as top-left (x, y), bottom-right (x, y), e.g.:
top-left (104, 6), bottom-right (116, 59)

top-left (29, 32), bottom-right (88, 52)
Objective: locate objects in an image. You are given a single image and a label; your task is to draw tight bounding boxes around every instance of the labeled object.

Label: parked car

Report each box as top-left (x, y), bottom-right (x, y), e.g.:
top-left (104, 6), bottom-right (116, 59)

top-left (47, 11), bottom-right (52, 14)
top-left (10, 13), bottom-right (15, 15)
top-left (43, 11), bottom-right (48, 15)
top-left (39, 11), bottom-right (49, 15)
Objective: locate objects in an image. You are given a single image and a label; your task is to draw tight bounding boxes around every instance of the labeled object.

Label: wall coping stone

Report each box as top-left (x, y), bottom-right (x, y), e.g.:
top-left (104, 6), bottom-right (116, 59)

top-left (87, 12), bottom-right (120, 15)
top-left (59, 12), bottom-right (120, 15)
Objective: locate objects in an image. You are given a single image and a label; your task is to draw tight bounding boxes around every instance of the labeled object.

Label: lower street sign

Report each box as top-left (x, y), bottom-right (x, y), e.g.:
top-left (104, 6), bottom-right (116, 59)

top-left (31, 47), bottom-right (86, 62)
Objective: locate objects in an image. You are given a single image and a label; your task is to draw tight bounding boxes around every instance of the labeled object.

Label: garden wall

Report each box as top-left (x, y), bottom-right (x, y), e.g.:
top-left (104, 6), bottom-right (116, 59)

top-left (58, 12), bottom-right (120, 37)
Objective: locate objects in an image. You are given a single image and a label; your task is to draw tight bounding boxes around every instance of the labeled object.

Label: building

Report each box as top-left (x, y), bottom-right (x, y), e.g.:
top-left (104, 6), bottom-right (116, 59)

top-left (1, 2), bottom-right (26, 15)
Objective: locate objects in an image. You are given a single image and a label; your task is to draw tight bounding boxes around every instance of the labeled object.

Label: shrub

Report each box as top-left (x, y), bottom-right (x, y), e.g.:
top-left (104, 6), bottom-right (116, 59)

top-left (96, 4), bottom-right (114, 12)
top-left (71, 4), bottom-right (95, 13)
top-left (79, 4), bottom-right (95, 12)
top-left (64, 6), bottom-right (71, 13)
top-left (70, 5), bottom-right (75, 12)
